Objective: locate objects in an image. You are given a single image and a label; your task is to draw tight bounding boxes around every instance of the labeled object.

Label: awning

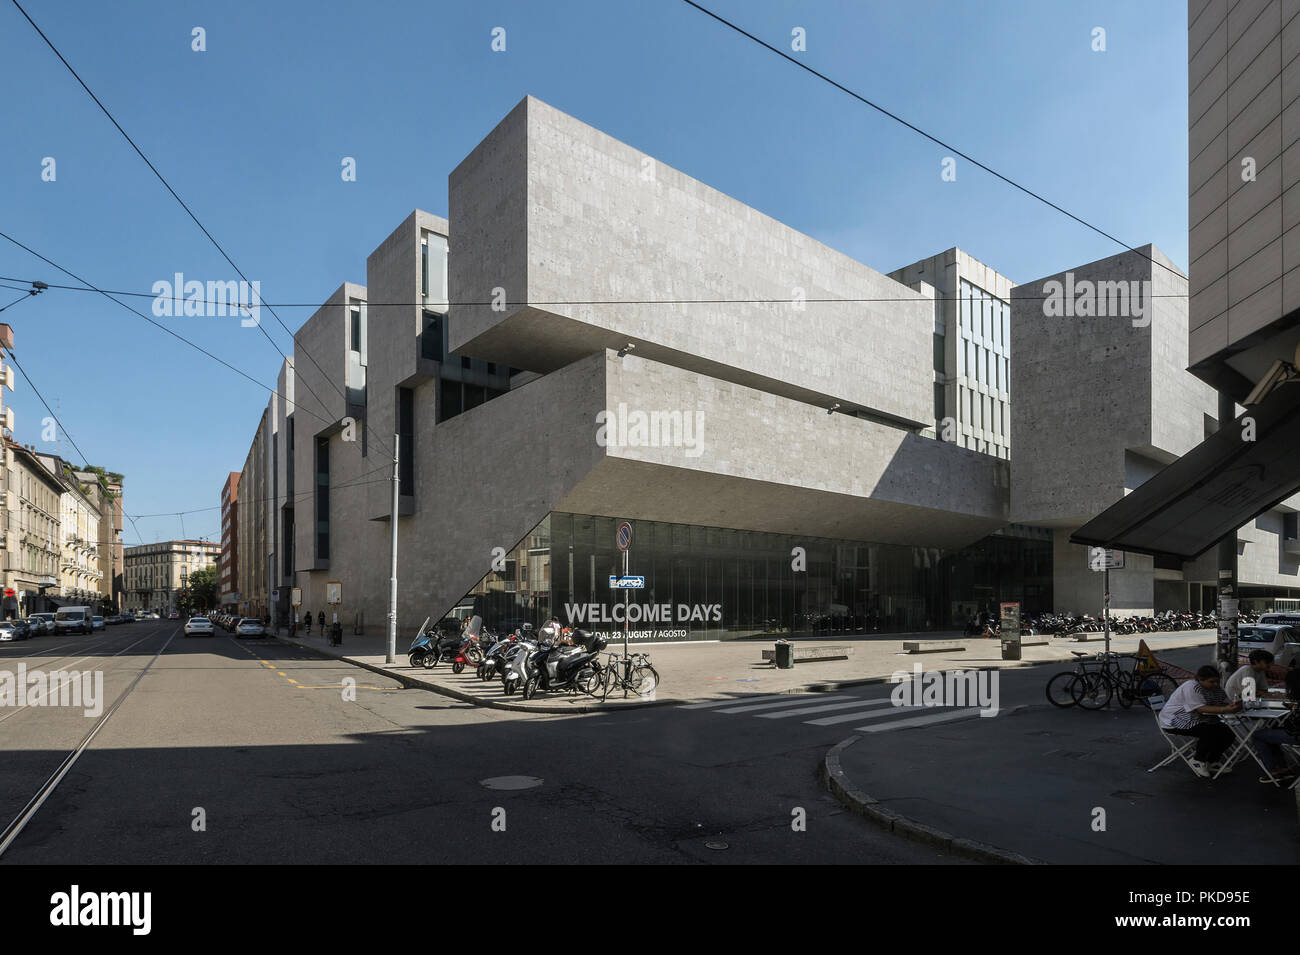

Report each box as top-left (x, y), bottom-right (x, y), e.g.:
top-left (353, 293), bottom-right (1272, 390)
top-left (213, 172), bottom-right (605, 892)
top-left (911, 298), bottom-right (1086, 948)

top-left (1071, 379), bottom-right (1300, 560)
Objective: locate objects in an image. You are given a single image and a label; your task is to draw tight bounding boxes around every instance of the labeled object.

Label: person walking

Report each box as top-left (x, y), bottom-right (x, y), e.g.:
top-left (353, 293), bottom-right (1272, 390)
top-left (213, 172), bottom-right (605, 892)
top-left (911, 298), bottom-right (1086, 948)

top-left (318, 611), bottom-right (326, 634)
top-left (304, 612), bottom-right (312, 635)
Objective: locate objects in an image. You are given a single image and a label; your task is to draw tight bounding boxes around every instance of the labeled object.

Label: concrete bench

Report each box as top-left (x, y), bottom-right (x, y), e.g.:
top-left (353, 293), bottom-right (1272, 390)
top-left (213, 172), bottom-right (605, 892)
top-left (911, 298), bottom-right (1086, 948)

top-left (902, 640), bottom-right (967, 654)
top-left (761, 645), bottom-right (853, 663)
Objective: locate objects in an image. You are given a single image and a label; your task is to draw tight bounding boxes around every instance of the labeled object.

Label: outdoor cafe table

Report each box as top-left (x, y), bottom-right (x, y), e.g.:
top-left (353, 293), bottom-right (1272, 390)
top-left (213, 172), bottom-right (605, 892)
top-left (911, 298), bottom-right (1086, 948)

top-left (1215, 700), bottom-right (1291, 783)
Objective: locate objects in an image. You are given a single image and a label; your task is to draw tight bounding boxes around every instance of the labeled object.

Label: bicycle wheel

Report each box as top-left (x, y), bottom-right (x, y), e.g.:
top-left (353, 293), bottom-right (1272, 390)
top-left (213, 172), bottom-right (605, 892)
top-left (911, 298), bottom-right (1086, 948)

top-left (628, 665), bottom-right (659, 697)
top-left (1072, 671), bottom-right (1112, 710)
top-left (1045, 671), bottom-right (1079, 708)
top-left (1130, 671), bottom-right (1176, 706)
top-left (577, 665), bottom-right (603, 697)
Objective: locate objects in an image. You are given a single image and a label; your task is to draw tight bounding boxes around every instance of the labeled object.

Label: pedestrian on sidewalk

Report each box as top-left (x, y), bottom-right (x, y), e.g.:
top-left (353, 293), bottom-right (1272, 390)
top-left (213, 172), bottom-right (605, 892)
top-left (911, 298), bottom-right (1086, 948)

top-left (304, 612), bottom-right (312, 634)
top-left (1158, 665), bottom-right (1242, 776)
top-left (318, 611), bottom-right (326, 633)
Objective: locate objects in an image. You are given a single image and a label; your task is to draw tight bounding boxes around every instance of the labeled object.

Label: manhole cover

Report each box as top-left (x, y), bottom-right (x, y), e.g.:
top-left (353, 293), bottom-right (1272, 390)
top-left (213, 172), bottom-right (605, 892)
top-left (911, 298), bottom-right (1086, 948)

top-left (479, 776), bottom-right (544, 790)
top-left (704, 841), bottom-right (729, 850)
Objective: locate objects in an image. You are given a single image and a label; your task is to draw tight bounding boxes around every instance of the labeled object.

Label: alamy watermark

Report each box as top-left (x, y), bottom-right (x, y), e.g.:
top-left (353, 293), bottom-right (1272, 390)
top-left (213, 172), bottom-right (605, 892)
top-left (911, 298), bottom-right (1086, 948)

top-left (595, 403), bottom-right (705, 457)
top-left (0, 664), bottom-right (103, 716)
top-left (1041, 272), bottom-right (1151, 327)
top-left (888, 664), bottom-right (1000, 716)
top-left (152, 272), bottom-right (261, 326)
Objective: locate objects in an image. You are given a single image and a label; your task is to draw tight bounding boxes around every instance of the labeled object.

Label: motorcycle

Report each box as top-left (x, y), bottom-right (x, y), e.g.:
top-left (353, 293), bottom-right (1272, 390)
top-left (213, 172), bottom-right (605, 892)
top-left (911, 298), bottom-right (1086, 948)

top-left (521, 628), bottom-right (609, 700)
top-left (407, 616), bottom-right (434, 667)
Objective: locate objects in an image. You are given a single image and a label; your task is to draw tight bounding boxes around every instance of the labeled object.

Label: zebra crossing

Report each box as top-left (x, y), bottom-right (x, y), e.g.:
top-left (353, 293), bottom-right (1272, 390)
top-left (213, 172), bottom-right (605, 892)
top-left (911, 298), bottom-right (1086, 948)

top-left (681, 691), bottom-right (984, 734)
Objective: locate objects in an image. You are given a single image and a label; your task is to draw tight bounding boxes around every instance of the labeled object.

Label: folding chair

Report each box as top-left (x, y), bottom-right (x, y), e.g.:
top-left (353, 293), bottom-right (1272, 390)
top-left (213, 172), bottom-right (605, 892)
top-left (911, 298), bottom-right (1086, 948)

top-left (1146, 695), bottom-right (1200, 775)
top-left (1282, 743), bottom-right (1300, 791)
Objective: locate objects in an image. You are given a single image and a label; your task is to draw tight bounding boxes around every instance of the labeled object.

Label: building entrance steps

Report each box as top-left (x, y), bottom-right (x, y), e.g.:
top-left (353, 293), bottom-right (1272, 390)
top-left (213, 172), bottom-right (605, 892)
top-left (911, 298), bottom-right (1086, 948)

top-left (273, 627), bottom-right (1219, 709)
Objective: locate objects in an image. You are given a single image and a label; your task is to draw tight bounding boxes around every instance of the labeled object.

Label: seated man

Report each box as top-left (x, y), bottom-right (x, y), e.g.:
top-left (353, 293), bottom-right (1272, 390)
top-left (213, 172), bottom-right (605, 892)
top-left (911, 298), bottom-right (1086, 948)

top-left (1158, 666), bottom-right (1243, 777)
top-left (1224, 650), bottom-right (1276, 702)
top-left (1248, 669), bottom-right (1300, 784)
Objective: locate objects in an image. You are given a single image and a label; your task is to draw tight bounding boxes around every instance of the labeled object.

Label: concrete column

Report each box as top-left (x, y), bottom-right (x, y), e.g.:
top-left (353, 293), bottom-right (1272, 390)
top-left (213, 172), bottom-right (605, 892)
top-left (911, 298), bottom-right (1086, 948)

top-left (1215, 390), bottom-right (1238, 675)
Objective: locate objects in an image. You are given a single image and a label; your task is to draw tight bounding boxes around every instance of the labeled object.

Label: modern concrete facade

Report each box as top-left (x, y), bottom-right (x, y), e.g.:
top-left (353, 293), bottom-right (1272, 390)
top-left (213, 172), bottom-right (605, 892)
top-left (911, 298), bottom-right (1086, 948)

top-left (220, 471), bottom-right (239, 610)
top-left (227, 94), bottom-right (1300, 635)
top-left (1013, 243), bottom-right (1300, 613)
top-left (889, 249), bottom-right (1015, 458)
top-left (237, 410), bottom-right (269, 619)
top-left (1188, 0), bottom-right (1300, 398)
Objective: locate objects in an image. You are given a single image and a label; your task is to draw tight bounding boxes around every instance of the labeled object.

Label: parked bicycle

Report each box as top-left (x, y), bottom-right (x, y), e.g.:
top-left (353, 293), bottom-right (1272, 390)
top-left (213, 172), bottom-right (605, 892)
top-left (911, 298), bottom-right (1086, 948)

top-left (1045, 651), bottom-right (1176, 710)
top-left (594, 651), bottom-right (660, 700)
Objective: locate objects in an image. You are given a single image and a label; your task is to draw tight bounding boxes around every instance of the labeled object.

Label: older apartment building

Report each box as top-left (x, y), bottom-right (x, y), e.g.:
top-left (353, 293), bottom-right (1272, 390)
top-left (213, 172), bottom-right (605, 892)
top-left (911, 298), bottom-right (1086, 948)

top-left (124, 539), bottom-right (220, 614)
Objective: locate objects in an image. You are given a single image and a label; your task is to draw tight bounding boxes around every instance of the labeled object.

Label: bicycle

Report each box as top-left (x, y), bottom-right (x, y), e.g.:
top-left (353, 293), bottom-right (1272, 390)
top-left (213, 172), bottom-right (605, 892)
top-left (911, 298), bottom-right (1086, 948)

top-left (596, 652), bottom-right (660, 700)
top-left (1046, 651), bottom-right (1176, 710)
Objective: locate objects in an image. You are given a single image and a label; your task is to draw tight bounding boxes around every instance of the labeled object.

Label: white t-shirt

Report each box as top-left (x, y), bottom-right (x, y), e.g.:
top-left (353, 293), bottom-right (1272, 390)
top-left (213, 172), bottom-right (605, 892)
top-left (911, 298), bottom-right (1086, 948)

top-left (1224, 664), bottom-right (1266, 702)
top-left (1159, 679), bottom-right (1213, 729)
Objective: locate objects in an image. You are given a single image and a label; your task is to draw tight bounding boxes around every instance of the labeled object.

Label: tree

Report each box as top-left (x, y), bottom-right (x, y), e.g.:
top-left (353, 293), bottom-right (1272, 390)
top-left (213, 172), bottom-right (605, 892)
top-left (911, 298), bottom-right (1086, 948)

top-left (184, 566), bottom-right (219, 612)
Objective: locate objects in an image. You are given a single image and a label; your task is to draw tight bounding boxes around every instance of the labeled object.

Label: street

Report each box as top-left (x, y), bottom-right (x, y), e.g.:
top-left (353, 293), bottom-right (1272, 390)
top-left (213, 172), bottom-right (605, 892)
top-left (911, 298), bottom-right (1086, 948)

top-left (1, 619), bottom-right (969, 864)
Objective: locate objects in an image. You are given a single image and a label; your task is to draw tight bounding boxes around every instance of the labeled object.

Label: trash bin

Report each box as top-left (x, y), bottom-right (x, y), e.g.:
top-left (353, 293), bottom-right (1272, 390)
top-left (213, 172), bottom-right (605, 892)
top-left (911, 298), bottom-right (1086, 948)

top-left (774, 640), bottom-right (794, 669)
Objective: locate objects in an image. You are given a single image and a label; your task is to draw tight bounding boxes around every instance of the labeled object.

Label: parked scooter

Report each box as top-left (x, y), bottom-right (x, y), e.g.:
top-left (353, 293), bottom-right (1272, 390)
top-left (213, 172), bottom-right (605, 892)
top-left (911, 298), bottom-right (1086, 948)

top-left (521, 628), bottom-right (609, 700)
top-left (407, 616), bottom-right (434, 667)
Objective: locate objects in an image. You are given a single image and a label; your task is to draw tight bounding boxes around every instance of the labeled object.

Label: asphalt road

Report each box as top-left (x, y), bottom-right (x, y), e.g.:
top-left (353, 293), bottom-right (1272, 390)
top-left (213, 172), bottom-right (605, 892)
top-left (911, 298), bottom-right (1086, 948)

top-left (0, 619), bottom-right (968, 864)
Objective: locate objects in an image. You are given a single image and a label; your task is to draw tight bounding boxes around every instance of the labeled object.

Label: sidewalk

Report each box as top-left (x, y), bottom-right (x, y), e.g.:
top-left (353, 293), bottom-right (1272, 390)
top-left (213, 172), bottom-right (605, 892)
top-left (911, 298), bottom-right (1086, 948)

top-left (823, 686), bottom-right (1300, 865)
top-left (271, 626), bottom-right (1220, 712)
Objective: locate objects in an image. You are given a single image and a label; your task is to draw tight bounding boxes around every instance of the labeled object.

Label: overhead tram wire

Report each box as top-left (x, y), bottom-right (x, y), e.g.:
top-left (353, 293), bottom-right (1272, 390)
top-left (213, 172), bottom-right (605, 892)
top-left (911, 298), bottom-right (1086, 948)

top-left (678, 0), bottom-right (1188, 285)
top-left (5, 351), bottom-right (146, 547)
top-left (10, 0), bottom-right (394, 459)
top-left (0, 277), bottom-right (1193, 308)
top-left (0, 230), bottom-right (338, 436)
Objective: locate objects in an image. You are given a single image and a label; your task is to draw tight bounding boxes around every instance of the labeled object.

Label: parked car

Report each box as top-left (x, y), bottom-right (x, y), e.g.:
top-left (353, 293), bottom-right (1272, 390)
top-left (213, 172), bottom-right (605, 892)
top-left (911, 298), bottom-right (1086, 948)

top-left (23, 616), bottom-right (48, 636)
top-left (0, 621), bottom-right (20, 641)
top-left (1238, 624), bottom-right (1300, 667)
top-left (30, 613), bottom-right (55, 634)
top-left (184, 616), bottom-right (214, 637)
top-left (236, 618), bottom-right (266, 638)
top-left (91, 616), bottom-right (105, 631)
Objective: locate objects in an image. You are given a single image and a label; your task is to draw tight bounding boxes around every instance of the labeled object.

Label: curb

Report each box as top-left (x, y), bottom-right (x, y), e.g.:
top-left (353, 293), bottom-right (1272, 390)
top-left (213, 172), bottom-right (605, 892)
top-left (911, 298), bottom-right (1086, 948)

top-left (271, 635), bottom-right (673, 714)
top-left (820, 735), bottom-right (1044, 865)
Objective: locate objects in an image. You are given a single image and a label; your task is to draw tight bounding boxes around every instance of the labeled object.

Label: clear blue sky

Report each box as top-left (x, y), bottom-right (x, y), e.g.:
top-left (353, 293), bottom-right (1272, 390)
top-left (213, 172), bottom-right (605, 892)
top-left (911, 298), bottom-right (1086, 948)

top-left (1, 0), bottom-right (1188, 543)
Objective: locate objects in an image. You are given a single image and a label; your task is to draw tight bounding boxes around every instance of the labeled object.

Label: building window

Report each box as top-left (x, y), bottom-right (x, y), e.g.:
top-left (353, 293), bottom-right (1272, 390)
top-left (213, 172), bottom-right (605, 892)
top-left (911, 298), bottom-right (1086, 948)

top-left (1285, 512), bottom-right (1298, 541)
top-left (421, 237), bottom-right (429, 298)
top-left (421, 311), bottom-right (443, 362)
top-left (315, 437), bottom-right (330, 561)
top-left (350, 308), bottom-right (362, 352)
top-left (398, 387), bottom-right (414, 497)
top-left (932, 333), bottom-right (944, 374)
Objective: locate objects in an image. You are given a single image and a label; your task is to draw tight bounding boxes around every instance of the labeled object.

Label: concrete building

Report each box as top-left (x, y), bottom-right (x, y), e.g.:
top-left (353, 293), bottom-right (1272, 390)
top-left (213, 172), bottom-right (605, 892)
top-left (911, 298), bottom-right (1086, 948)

top-left (1072, 3), bottom-right (1300, 596)
top-left (4, 441), bottom-right (62, 616)
top-left (220, 472), bottom-right (239, 611)
top-left (889, 249), bottom-right (1015, 458)
top-left (124, 540), bottom-right (220, 614)
top-left (232, 94), bottom-right (1300, 637)
top-left (258, 96), bottom-right (1026, 641)
top-left (237, 411), bottom-right (269, 619)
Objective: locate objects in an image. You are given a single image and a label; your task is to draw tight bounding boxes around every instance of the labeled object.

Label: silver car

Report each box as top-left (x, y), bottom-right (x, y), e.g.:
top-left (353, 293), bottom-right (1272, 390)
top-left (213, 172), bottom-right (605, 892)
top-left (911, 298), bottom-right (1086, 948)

top-left (236, 618), bottom-right (266, 638)
top-left (184, 616), bottom-right (215, 637)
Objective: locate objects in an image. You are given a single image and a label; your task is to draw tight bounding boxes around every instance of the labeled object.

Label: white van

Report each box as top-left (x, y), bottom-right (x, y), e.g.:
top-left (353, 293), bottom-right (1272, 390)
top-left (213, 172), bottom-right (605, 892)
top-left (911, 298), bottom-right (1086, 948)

top-left (54, 606), bottom-right (92, 634)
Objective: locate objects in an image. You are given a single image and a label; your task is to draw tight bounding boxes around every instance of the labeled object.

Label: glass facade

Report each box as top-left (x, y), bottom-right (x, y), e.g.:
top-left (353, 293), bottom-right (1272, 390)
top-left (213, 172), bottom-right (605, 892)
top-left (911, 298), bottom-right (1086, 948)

top-left (957, 279), bottom-right (1011, 459)
top-left (452, 512), bottom-right (1052, 643)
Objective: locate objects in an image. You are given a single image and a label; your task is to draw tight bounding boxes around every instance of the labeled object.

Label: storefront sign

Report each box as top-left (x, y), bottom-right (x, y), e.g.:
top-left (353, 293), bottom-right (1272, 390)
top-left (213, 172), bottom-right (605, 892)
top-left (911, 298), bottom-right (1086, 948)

top-left (566, 602), bottom-right (720, 625)
top-left (608, 576), bottom-right (645, 589)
